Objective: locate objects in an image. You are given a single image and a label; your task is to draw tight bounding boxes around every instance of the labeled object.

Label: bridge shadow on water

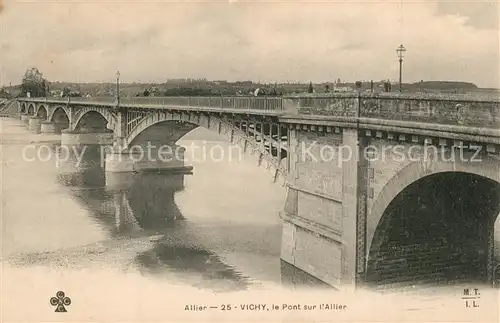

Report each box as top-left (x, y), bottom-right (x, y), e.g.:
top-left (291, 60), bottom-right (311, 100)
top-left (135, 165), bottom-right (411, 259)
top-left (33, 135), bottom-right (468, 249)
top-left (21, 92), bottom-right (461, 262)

top-left (53, 144), bottom-right (325, 291)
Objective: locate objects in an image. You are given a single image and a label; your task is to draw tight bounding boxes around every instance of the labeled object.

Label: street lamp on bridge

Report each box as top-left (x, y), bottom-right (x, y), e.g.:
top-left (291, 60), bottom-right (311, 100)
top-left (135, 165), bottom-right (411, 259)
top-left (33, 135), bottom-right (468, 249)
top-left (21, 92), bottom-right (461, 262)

top-left (396, 44), bottom-right (406, 92)
top-left (116, 71), bottom-right (121, 106)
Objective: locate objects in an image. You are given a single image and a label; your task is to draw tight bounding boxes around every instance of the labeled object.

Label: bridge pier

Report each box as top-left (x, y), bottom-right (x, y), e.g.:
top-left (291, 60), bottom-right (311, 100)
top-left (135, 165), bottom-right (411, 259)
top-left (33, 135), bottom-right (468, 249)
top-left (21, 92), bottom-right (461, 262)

top-left (57, 129), bottom-right (114, 181)
top-left (40, 121), bottom-right (58, 134)
top-left (60, 129), bottom-right (114, 146)
top-left (105, 148), bottom-right (141, 173)
top-left (136, 144), bottom-right (188, 172)
top-left (28, 117), bottom-right (42, 133)
top-left (20, 114), bottom-right (30, 125)
top-left (55, 142), bottom-right (106, 192)
top-left (105, 144), bottom-right (192, 174)
top-left (279, 126), bottom-right (365, 291)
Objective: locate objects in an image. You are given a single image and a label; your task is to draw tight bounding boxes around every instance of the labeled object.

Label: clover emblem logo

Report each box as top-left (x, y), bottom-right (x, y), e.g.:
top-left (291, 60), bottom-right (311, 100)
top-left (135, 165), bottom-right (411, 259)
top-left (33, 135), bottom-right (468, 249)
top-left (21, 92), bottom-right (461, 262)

top-left (50, 291), bottom-right (71, 312)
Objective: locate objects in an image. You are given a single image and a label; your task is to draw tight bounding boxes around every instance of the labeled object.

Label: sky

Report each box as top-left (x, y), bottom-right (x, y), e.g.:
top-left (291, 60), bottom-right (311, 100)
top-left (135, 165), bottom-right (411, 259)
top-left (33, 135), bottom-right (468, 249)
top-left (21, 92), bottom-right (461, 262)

top-left (0, 0), bottom-right (499, 87)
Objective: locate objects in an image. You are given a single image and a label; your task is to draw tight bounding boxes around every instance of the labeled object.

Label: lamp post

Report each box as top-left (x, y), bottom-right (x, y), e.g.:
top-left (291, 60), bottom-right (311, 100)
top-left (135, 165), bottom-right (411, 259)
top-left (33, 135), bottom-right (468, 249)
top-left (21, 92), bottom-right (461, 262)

top-left (396, 44), bottom-right (406, 92)
top-left (116, 71), bottom-right (120, 106)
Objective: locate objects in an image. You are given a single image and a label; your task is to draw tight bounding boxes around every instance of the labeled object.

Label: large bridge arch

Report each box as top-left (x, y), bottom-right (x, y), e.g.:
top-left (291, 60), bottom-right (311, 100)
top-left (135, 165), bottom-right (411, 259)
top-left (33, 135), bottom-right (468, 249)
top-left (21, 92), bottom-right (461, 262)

top-left (125, 112), bottom-right (288, 178)
top-left (74, 110), bottom-right (110, 132)
top-left (366, 151), bottom-right (500, 285)
top-left (48, 106), bottom-right (70, 123)
top-left (72, 107), bottom-right (116, 132)
top-left (49, 106), bottom-right (71, 132)
top-left (127, 119), bottom-right (198, 147)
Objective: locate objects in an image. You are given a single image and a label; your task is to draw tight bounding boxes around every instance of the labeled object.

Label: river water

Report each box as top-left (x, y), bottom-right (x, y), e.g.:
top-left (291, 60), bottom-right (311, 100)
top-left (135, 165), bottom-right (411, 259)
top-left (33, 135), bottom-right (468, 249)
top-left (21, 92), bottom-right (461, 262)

top-left (1, 117), bottom-right (498, 322)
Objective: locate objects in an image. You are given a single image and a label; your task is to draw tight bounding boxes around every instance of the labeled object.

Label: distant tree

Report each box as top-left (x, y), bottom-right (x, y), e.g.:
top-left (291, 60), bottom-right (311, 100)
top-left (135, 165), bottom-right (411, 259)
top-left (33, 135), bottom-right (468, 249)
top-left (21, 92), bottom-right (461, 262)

top-left (307, 82), bottom-right (314, 93)
top-left (143, 89), bottom-right (150, 96)
top-left (21, 67), bottom-right (48, 97)
top-left (325, 84), bottom-right (330, 93)
top-left (0, 87), bottom-right (11, 99)
top-left (62, 87), bottom-right (71, 97)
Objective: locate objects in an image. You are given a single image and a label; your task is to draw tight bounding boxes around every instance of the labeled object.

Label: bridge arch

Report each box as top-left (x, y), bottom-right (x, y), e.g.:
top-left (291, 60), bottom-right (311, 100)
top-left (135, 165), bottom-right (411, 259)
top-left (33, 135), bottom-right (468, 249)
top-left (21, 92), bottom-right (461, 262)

top-left (73, 110), bottom-right (110, 132)
top-left (49, 106), bottom-right (71, 132)
top-left (36, 105), bottom-right (48, 120)
top-left (366, 151), bottom-right (500, 285)
top-left (27, 103), bottom-right (35, 115)
top-left (125, 112), bottom-right (288, 177)
top-left (72, 107), bottom-right (116, 132)
top-left (48, 106), bottom-right (70, 123)
top-left (20, 103), bottom-right (26, 113)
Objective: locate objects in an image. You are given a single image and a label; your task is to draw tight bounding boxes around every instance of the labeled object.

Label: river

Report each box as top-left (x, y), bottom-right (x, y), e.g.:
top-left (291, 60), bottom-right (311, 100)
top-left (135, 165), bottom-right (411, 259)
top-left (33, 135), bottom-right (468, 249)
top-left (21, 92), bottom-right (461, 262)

top-left (1, 117), bottom-right (498, 322)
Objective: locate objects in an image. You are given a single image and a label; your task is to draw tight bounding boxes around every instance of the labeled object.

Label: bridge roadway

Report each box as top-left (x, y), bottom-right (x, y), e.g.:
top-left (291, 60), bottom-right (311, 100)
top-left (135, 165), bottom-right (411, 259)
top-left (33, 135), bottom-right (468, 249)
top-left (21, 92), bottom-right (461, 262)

top-left (13, 93), bottom-right (500, 290)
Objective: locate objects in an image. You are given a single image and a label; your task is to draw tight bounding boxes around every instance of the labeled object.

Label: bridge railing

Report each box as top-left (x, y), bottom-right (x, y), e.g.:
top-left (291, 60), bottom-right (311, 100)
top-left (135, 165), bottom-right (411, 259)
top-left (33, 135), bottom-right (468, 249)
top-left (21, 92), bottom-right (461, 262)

top-left (19, 97), bottom-right (115, 104)
top-left (20, 96), bottom-right (284, 111)
top-left (18, 93), bottom-right (500, 128)
top-left (122, 96), bottom-right (283, 111)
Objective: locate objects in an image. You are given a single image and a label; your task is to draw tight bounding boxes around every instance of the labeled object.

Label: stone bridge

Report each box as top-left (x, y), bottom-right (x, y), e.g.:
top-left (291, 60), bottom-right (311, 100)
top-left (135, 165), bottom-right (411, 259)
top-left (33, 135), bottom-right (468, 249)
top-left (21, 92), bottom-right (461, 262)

top-left (15, 93), bottom-right (500, 290)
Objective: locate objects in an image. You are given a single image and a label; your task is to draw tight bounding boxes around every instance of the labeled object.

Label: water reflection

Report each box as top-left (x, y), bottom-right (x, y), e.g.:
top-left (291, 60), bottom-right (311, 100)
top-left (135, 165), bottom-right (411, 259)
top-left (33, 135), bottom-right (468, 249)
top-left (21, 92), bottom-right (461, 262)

top-left (55, 144), bottom-right (187, 234)
top-left (0, 124), bottom-right (310, 292)
top-left (53, 143), bottom-right (254, 291)
top-left (136, 245), bottom-right (251, 291)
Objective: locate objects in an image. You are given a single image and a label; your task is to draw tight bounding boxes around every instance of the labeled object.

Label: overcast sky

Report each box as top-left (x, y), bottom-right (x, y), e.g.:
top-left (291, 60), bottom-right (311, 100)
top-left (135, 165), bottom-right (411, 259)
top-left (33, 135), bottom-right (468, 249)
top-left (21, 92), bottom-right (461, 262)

top-left (0, 0), bottom-right (498, 87)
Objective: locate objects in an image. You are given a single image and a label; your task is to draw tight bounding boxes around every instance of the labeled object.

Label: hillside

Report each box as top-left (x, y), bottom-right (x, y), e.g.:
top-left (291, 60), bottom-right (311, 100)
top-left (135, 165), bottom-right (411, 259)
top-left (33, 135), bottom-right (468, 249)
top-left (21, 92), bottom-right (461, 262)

top-left (411, 81), bottom-right (478, 92)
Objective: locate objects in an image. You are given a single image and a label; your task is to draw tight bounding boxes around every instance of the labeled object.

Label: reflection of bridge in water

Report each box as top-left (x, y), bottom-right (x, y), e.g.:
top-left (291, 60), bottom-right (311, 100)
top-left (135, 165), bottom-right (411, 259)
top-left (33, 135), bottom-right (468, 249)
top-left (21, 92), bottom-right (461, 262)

top-left (56, 144), bottom-right (185, 231)
top-left (54, 144), bottom-right (314, 291)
